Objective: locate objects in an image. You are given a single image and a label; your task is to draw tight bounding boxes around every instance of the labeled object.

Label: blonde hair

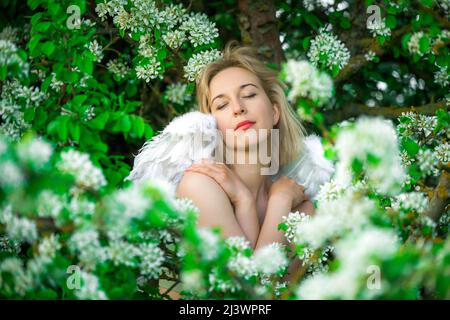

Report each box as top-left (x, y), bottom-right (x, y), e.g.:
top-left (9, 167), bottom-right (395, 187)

top-left (195, 40), bottom-right (307, 167)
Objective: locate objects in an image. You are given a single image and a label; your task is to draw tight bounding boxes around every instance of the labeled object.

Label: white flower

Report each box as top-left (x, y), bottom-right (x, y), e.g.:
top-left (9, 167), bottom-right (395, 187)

top-left (225, 236), bottom-right (251, 252)
top-left (253, 243), bottom-right (288, 275)
top-left (37, 190), bottom-right (65, 219)
top-left (85, 40), bottom-right (104, 62)
top-left (184, 49), bottom-right (223, 82)
top-left (367, 18), bottom-right (391, 37)
top-left (227, 254), bottom-right (257, 279)
top-left (295, 190), bottom-right (376, 249)
top-left (138, 243), bottom-right (165, 279)
top-left (162, 30), bottom-right (186, 49)
top-left (0, 26), bottom-right (18, 42)
top-left (76, 271), bottom-right (108, 300)
top-left (95, 2), bottom-right (109, 21)
top-left (281, 211), bottom-right (311, 243)
top-left (198, 228), bottom-right (220, 261)
top-left (435, 143), bottom-right (450, 163)
top-left (391, 191), bottom-right (429, 214)
top-left (397, 112), bottom-right (437, 141)
top-left (16, 137), bottom-right (53, 169)
top-left (50, 72), bottom-right (64, 92)
top-left (408, 32), bottom-right (427, 56)
top-left (283, 59), bottom-right (334, 106)
top-left (69, 229), bottom-right (106, 269)
top-left (335, 117), bottom-right (406, 195)
top-left (181, 269), bottom-right (204, 293)
top-left (0, 161), bottom-right (24, 187)
top-left (57, 149), bottom-right (107, 190)
top-left (180, 12), bottom-right (219, 47)
top-left (434, 66), bottom-right (449, 87)
top-left (106, 240), bottom-right (140, 267)
top-left (1, 206), bottom-right (38, 243)
top-left (165, 82), bottom-right (191, 105)
top-left (417, 149), bottom-right (440, 177)
top-left (135, 59), bottom-right (163, 83)
top-left (38, 234), bottom-right (61, 260)
top-left (364, 50), bottom-right (376, 62)
top-left (307, 26), bottom-right (350, 71)
top-left (316, 179), bottom-right (345, 202)
top-left (106, 59), bottom-right (129, 79)
top-left (109, 184), bottom-right (152, 220)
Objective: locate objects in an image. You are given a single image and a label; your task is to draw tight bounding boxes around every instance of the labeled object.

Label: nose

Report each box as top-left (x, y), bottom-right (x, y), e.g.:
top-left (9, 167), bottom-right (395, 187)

top-left (232, 98), bottom-right (246, 116)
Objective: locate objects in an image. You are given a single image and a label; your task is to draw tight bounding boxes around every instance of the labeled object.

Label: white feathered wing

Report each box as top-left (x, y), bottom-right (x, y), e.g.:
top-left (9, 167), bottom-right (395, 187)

top-left (125, 111), bottom-right (219, 191)
top-left (272, 134), bottom-right (335, 201)
top-left (127, 111), bottom-right (334, 201)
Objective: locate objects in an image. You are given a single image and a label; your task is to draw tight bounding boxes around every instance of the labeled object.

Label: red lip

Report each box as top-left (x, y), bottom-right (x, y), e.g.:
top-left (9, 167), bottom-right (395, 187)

top-left (235, 120), bottom-right (255, 130)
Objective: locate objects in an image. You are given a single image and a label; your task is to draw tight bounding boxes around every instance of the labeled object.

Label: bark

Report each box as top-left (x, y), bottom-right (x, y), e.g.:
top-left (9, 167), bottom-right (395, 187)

top-left (237, 0), bottom-right (285, 69)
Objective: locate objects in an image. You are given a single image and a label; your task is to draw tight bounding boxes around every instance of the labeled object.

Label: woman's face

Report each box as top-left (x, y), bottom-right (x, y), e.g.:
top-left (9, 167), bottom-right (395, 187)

top-left (208, 67), bottom-right (280, 152)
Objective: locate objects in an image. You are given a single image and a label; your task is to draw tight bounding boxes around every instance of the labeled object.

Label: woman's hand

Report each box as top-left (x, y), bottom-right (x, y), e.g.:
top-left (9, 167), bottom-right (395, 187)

top-left (268, 175), bottom-right (309, 209)
top-left (184, 159), bottom-right (252, 205)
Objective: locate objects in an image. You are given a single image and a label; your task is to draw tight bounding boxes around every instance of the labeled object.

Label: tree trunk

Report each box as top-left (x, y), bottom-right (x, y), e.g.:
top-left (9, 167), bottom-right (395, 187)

top-left (237, 0), bottom-right (285, 69)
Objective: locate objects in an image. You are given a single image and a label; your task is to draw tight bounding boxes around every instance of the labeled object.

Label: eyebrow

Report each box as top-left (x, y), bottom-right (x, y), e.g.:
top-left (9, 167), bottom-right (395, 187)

top-left (211, 83), bottom-right (258, 105)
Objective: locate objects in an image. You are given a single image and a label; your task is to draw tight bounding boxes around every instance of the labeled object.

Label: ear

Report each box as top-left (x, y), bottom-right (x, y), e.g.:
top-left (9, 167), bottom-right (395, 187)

top-left (272, 103), bottom-right (280, 127)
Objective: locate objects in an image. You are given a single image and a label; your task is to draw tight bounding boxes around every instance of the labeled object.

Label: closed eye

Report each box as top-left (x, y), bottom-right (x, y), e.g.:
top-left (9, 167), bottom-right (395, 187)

top-left (216, 94), bottom-right (256, 110)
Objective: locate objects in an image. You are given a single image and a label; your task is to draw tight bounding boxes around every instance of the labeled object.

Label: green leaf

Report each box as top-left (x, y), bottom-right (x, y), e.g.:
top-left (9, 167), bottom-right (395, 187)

top-left (419, 36), bottom-right (430, 54)
top-left (385, 15), bottom-right (397, 29)
top-left (89, 112), bottom-right (109, 130)
top-left (119, 115), bottom-right (132, 133)
top-left (132, 116), bottom-right (145, 138)
top-left (28, 34), bottom-right (43, 54)
top-left (401, 137), bottom-right (420, 158)
top-left (69, 122), bottom-right (81, 141)
top-left (41, 41), bottom-right (56, 57)
top-left (34, 22), bottom-right (51, 32)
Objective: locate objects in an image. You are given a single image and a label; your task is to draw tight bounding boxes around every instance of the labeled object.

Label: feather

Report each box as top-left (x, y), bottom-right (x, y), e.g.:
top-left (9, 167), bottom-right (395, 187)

top-left (127, 111), bottom-right (334, 202)
top-left (125, 111), bottom-right (218, 189)
top-left (272, 134), bottom-right (335, 201)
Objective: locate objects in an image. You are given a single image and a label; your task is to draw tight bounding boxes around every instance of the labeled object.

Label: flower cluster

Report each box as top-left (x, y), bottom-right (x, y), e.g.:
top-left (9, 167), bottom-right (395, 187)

top-left (334, 117), bottom-right (406, 195)
top-left (367, 18), bottom-right (391, 38)
top-left (283, 59), bottom-right (334, 107)
top-left (106, 59), bottom-right (129, 79)
top-left (57, 150), bottom-right (107, 191)
top-left (165, 82), bottom-right (191, 105)
top-left (183, 49), bottom-right (223, 82)
top-left (307, 26), bottom-right (351, 72)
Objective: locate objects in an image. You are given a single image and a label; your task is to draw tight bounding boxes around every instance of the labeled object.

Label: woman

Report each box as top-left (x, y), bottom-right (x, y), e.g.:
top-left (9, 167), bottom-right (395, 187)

top-left (176, 40), bottom-right (315, 284)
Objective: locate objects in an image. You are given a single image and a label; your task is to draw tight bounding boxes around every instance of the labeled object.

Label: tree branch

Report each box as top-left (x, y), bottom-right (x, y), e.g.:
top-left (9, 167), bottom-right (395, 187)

top-left (424, 168), bottom-right (450, 222)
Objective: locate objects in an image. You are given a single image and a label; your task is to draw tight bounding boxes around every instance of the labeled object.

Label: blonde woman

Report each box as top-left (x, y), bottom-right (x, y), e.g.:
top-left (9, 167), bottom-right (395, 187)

top-left (129, 40), bottom-right (334, 298)
top-left (178, 40), bottom-right (315, 252)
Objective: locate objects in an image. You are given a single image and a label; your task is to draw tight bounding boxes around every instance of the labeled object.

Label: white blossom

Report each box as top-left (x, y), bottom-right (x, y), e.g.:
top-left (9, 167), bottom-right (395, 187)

top-left (435, 143), bottom-right (450, 163)
top-left (335, 117), bottom-right (406, 195)
top-left (417, 149), bottom-right (440, 177)
top-left (367, 18), bottom-right (391, 37)
top-left (38, 234), bottom-right (61, 261)
top-left (179, 12), bottom-right (219, 47)
top-left (283, 59), bottom-right (333, 106)
top-left (391, 191), bottom-right (429, 214)
top-left (253, 243), bottom-right (288, 275)
top-left (106, 59), bottom-right (129, 79)
top-left (76, 271), bottom-right (108, 300)
top-left (307, 26), bottom-right (350, 71)
top-left (184, 49), bottom-right (223, 82)
top-left (198, 228), bottom-right (220, 261)
top-left (165, 82), bottom-right (191, 105)
top-left (138, 243), bottom-right (165, 279)
top-left (57, 149), bottom-right (107, 191)
top-left (364, 50), bottom-right (376, 62)
top-left (16, 137), bottom-right (53, 169)
top-left (85, 40), bottom-right (104, 62)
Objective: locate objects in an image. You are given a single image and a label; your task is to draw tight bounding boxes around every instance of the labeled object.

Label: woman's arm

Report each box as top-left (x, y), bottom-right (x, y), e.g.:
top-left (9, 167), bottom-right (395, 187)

top-left (254, 196), bottom-right (315, 251)
top-left (176, 171), bottom-right (259, 248)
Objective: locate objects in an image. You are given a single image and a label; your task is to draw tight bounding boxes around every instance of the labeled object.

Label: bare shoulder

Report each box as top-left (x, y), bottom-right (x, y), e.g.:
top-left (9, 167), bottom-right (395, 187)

top-left (176, 171), bottom-right (231, 205)
top-left (176, 171), bottom-right (243, 236)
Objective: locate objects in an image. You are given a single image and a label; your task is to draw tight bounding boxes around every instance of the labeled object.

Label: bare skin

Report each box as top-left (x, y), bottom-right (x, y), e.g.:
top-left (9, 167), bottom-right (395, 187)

top-left (174, 67), bottom-right (316, 294)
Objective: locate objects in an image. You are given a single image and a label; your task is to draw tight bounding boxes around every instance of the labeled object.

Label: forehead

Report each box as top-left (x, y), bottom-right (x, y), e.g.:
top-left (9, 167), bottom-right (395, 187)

top-left (209, 67), bottom-right (260, 96)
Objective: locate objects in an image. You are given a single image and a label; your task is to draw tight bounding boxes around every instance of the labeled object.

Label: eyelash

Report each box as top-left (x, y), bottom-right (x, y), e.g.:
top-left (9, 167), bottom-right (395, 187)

top-left (217, 94), bottom-right (256, 109)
